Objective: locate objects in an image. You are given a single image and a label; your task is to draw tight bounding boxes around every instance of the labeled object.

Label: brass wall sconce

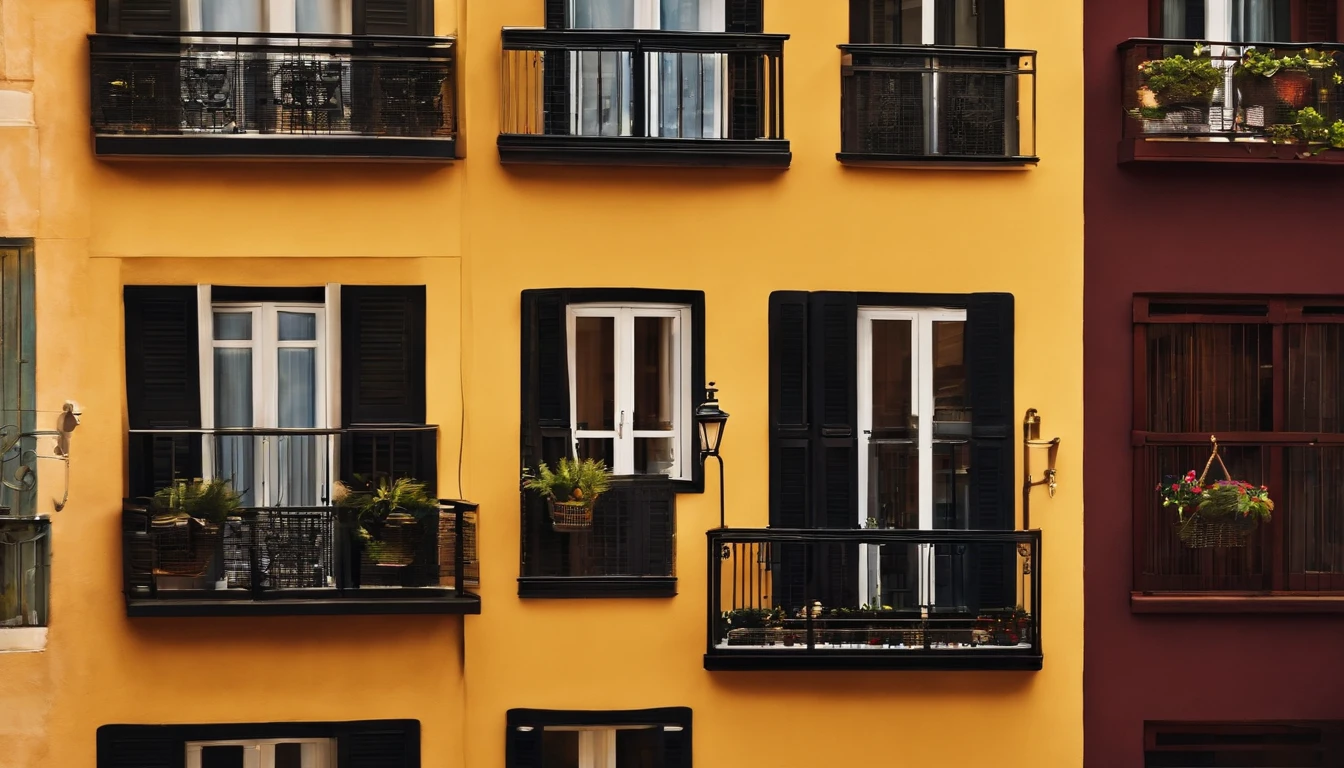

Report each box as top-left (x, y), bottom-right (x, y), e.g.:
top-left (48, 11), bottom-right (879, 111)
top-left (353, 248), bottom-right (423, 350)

top-left (1022, 408), bottom-right (1059, 529)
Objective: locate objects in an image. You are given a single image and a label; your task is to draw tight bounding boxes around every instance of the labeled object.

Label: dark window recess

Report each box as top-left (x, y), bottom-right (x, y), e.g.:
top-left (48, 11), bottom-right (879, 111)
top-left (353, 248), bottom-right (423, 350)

top-left (1134, 297), bottom-right (1344, 596)
top-left (1145, 721), bottom-right (1344, 767)
top-left (849, 0), bottom-right (1004, 46)
top-left (97, 721), bottom-right (420, 768)
top-left (518, 289), bottom-right (705, 597)
top-left (506, 709), bottom-right (692, 768)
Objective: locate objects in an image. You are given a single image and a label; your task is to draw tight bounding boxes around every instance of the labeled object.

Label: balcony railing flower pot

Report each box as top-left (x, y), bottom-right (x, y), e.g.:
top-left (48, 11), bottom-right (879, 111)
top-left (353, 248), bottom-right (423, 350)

top-left (146, 478), bottom-right (241, 583)
top-left (522, 457), bottom-right (613, 533)
top-left (1135, 45), bottom-right (1221, 131)
top-left (1160, 441), bottom-right (1275, 549)
top-left (337, 477), bottom-right (439, 578)
top-left (1235, 48), bottom-right (1337, 122)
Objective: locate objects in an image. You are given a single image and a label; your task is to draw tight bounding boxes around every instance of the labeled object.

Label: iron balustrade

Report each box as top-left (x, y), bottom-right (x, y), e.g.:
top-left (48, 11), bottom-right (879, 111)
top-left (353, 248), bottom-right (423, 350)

top-left (1120, 38), bottom-right (1344, 142)
top-left (706, 527), bottom-right (1041, 670)
top-left (499, 28), bottom-right (789, 166)
top-left (121, 426), bottom-right (479, 612)
top-left (88, 32), bottom-right (456, 154)
top-left (839, 45), bottom-right (1037, 163)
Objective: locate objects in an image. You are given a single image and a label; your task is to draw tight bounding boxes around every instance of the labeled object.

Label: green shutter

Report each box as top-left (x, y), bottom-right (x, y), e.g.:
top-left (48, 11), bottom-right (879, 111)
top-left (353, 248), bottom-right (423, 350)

top-left (0, 244), bottom-right (35, 516)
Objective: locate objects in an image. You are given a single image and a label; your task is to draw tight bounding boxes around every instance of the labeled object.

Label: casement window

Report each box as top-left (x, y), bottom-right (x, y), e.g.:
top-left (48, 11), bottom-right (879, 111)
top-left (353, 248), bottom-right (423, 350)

top-left (186, 738), bottom-right (334, 768)
top-left (97, 721), bottom-right (418, 768)
top-left (0, 243), bottom-right (35, 517)
top-left (507, 708), bottom-right (691, 768)
top-left (1133, 297), bottom-right (1344, 596)
top-left (98, 0), bottom-right (432, 36)
top-left (0, 519), bottom-right (49, 629)
top-left (1157, 0), bottom-right (1294, 41)
top-left (1144, 721), bottom-right (1344, 767)
top-left (123, 285), bottom-right (431, 502)
top-left (767, 292), bottom-right (1014, 613)
top-left (520, 290), bottom-right (705, 597)
top-left (848, 0), bottom-right (1005, 47)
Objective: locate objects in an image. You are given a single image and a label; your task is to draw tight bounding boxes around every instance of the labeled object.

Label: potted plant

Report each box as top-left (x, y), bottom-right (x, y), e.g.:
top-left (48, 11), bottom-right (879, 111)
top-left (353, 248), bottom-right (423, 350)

top-left (1136, 43), bottom-right (1222, 122)
top-left (1235, 47), bottom-right (1336, 123)
top-left (1160, 466), bottom-right (1275, 548)
top-left (522, 457), bottom-right (613, 533)
top-left (148, 478), bottom-right (241, 579)
top-left (336, 477), bottom-right (439, 567)
top-left (721, 607), bottom-right (782, 646)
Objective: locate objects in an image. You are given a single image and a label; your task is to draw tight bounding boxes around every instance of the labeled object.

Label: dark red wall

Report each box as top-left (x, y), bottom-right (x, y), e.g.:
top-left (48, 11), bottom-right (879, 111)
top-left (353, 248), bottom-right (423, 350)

top-left (1084, 2), bottom-right (1344, 766)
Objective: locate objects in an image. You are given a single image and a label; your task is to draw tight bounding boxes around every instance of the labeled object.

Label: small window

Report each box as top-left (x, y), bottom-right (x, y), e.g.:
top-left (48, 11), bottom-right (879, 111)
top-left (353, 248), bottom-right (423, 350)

top-left (542, 726), bottom-right (664, 768)
top-left (507, 708), bottom-right (691, 768)
top-left (568, 304), bottom-right (693, 481)
top-left (0, 519), bottom-right (49, 628)
top-left (186, 738), bottom-right (335, 768)
top-left (182, 0), bottom-right (353, 35)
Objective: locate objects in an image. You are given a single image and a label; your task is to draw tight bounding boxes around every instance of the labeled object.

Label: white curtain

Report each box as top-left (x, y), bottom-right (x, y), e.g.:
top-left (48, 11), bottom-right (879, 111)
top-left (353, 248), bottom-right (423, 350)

top-left (1163, 0), bottom-right (1187, 37)
top-left (275, 311), bottom-right (320, 508)
top-left (200, 0), bottom-right (263, 32)
top-left (1236, 0), bottom-right (1276, 42)
top-left (297, 0), bottom-right (348, 34)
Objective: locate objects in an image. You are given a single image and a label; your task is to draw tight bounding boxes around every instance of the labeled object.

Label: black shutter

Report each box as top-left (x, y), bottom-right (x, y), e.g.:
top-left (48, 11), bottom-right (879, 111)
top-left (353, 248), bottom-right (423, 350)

top-left (520, 290), bottom-right (573, 578)
top-left (768, 292), bottom-right (809, 612)
top-left (124, 286), bottom-right (202, 499)
top-left (662, 725), bottom-right (692, 768)
top-left (808, 292), bottom-right (858, 611)
top-left (352, 0), bottom-right (432, 36)
top-left (966, 292), bottom-right (1015, 611)
top-left (337, 720), bottom-right (419, 768)
top-left (725, 0), bottom-right (764, 141)
top-left (725, 0), bottom-right (764, 32)
top-left (545, 0), bottom-right (566, 28)
top-left (979, 0), bottom-right (1006, 46)
top-left (505, 714), bottom-right (544, 768)
top-left (97, 725), bottom-right (184, 768)
top-left (98, 0), bottom-right (181, 33)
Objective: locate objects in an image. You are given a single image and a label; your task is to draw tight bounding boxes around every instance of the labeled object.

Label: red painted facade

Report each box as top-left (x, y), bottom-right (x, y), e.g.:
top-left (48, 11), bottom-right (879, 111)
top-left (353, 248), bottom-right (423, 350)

top-left (1084, 2), bottom-right (1344, 766)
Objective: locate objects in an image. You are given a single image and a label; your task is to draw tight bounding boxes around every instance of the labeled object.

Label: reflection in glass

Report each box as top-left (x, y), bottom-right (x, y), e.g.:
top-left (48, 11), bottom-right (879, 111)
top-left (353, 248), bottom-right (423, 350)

top-left (633, 316), bottom-right (675, 430)
top-left (574, 317), bottom-right (615, 430)
top-left (213, 312), bottom-right (252, 341)
top-left (200, 0), bottom-right (263, 33)
top-left (871, 319), bottom-right (914, 438)
top-left (277, 311), bottom-right (317, 341)
top-left (933, 442), bottom-right (971, 529)
top-left (577, 438), bottom-right (614, 468)
top-left (869, 441), bottom-right (918, 529)
top-left (635, 437), bottom-right (675, 476)
top-left (932, 321), bottom-right (969, 436)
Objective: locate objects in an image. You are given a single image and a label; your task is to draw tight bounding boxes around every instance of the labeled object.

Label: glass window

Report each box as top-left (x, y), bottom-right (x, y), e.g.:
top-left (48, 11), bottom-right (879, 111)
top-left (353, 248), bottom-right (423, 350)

top-left (184, 0), bottom-right (351, 35)
top-left (541, 726), bottom-right (664, 768)
top-left (1160, 0), bottom-right (1290, 42)
top-left (186, 739), bottom-right (334, 768)
top-left (568, 305), bottom-right (691, 480)
top-left (850, 0), bottom-right (995, 45)
top-left (0, 520), bottom-right (49, 628)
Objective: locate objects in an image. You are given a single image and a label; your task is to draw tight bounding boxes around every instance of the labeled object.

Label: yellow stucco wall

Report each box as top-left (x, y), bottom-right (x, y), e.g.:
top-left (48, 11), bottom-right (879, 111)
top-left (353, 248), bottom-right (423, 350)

top-left (0, 0), bottom-right (1082, 765)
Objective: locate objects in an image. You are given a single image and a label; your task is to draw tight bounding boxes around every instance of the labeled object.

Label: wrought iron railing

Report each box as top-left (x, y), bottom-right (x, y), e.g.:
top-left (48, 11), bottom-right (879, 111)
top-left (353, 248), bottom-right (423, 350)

top-left (500, 28), bottom-right (786, 141)
top-left (707, 528), bottom-right (1040, 668)
top-left (840, 45), bottom-right (1037, 162)
top-left (1120, 38), bottom-right (1344, 142)
top-left (122, 427), bottom-right (479, 604)
top-left (89, 32), bottom-right (455, 140)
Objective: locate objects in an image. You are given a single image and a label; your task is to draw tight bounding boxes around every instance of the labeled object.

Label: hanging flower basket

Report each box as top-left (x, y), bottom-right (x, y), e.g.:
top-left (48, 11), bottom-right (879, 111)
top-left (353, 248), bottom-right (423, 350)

top-left (1159, 437), bottom-right (1275, 550)
top-left (362, 512), bottom-right (426, 566)
top-left (548, 498), bottom-right (596, 533)
top-left (523, 458), bottom-right (613, 534)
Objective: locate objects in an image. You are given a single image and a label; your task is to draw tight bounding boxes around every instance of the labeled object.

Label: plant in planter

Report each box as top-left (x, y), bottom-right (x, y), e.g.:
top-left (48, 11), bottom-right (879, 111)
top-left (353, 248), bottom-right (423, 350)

top-left (336, 477), bottom-right (439, 566)
top-left (1236, 47), bottom-right (1336, 114)
top-left (148, 478), bottom-right (242, 579)
top-left (522, 457), bottom-right (613, 533)
top-left (1136, 44), bottom-right (1222, 118)
top-left (1162, 439), bottom-right (1276, 548)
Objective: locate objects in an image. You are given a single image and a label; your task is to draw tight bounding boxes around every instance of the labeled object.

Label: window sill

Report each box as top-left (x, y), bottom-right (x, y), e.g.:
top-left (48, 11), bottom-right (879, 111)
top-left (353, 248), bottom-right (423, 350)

top-left (126, 591), bottom-right (480, 617)
top-left (498, 134), bottom-right (792, 168)
top-left (95, 134), bottom-right (457, 161)
top-left (1119, 137), bottom-right (1344, 165)
top-left (0, 627), bottom-right (47, 653)
top-left (704, 650), bottom-right (1042, 672)
top-left (837, 152), bottom-right (1039, 169)
top-left (1131, 592), bottom-right (1344, 614)
top-left (517, 576), bottom-right (677, 599)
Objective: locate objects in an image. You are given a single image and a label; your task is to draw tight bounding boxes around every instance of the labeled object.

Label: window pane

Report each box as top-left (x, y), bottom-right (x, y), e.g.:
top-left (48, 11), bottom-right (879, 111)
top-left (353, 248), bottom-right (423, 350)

top-left (615, 727), bottom-right (664, 768)
top-left (541, 730), bottom-right (580, 768)
top-left (933, 442), bottom-right (970, 529)
top-left (574, 316), bottom-right (616, 430)
top-left (277, 349), bottom-right (317, 428)
top-left (297, 0), bottom-right (347, 34)
top-left (274, 742), bottom-right (304, 768)
top-left (215, 349), bottom-right (254, 427)
top-left (932, 320), bottom-right (969, 437)
top-left (577, 437), bottom-right (614, 468)
top-left (871, 319), bottom-right (915, 438)
top-left (0, 521), bottom-right (48, 627)
top-left (1287, 324), bottom-right (1344, 433)
top-left (1286, 447), bottom-right (1344, 579)
top-left (635, 437), bottom-right (674, 475)
top-left (213, 312), bottom-right (252, 341)
top-left (277, 312), bottom-right (317, 341)
top-left (200, 0), bottom-right (263, 33)
top-left (573, 0), bottom-right (635, 28)
top-left (948, 0), bottom-right (980, 45)
top-left (633, 316), bottom-right (675, 431)
top-left (869, 441), bottom-right (918, 529)
top-left (1146, 324), bottom-right (1273, 432)
top-left (199, 745), bottom-right (245, 768)
top-left (1161, 0), bottom-right (1206, 37)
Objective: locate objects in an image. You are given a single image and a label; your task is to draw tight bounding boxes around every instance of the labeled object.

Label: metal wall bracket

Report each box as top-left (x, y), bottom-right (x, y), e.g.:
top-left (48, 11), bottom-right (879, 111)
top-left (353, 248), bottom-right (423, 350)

top-left (1022, 408), bottom-right (1060, 529)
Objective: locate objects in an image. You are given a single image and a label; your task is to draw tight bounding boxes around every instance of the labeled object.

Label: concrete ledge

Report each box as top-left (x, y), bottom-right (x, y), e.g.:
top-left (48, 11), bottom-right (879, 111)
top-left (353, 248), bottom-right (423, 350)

top-left (0, 90), bottom-right (35, 127)
top-left (0, 627), bottom-right (47, 652)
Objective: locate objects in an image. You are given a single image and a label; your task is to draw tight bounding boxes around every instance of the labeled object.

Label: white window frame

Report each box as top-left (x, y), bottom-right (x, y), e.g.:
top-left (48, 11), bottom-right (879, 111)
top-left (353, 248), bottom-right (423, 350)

top-left (565, 303), bottom-right (692, 481)
top-left (856, 306), bottom-right (967, 607)
top-left (181, 0), bottom-right (353, 34)
top-left (199, 299), bottom-right (332, 507)
top-left (186, 738), bottom-right (335, 768)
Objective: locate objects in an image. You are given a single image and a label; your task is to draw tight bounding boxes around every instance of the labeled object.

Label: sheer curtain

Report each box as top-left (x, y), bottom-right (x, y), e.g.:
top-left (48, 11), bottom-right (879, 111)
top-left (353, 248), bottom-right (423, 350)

top-left (276, 311), bottom-right (320, 507)
top-left (213, 312), bottom-right (257, 508)
top-left (297, 0), bottom-right (350, 34)
top-left (657, 0), bottom-right (722, 138)
top-left (200, 0), bottom-right (263, 32)
top-left (1234, 0), bottom-right (1277, 41)
top-left (574, 0), bottom-right (637, 136)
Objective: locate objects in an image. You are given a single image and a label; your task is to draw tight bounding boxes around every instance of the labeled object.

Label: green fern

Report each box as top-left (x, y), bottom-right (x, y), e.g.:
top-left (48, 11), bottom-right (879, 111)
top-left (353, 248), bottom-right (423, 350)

top-left (151, 478), bottom-right (241, 524)
top-left (522, 457), bottom-right (613, 503)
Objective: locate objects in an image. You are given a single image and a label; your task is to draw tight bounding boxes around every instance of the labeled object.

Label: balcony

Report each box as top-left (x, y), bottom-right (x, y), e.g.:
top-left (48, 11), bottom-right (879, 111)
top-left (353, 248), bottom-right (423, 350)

top-left (499, 28), bottom-right (789, 167)
top-left (121, 427), bottom-right (480, 617)
top-left (706, 528), bottom-right (1041, 671)
top-left (89, 33), bottom-right (456, 160)
top-left (1120, 39), bottom-right (1344, 164)
top-left (839, 45), bottom-right (1038, 167)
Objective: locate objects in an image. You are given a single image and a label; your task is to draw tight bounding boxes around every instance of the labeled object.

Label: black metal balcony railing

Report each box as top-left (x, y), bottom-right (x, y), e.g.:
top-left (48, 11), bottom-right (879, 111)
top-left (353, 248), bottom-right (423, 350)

top-left (89, 32), bottom-right (456, 160)
top-left (706, 528), bottom-right (1041, 671)
top-left (839, 45), bottom-right (1037, 165)
top-left (1120, 39), bottom-right (1344, 162)
top-left (499, 28), bottom-right (790, 167)
top-left (121, 427), bottom-right (479, 616)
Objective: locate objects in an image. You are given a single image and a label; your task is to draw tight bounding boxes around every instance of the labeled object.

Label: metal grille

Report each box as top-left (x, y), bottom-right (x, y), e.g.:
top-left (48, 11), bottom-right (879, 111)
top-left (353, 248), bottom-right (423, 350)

top-left (90, 33), bottom-right (455, 139)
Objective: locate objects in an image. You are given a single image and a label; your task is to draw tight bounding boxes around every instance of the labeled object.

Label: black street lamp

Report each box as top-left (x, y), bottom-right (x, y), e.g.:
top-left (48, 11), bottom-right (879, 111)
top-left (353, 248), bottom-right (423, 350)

top-left (695, 382), bottom-right (729, 528)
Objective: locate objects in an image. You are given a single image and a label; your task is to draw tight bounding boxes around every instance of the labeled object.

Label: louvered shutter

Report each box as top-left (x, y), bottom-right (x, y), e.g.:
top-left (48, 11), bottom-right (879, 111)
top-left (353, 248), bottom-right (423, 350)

top-left (545, 0), bottom-right (566, 28)
top-left (98, 0), bottom-right (181, 33)
top-left (337, 721), bottom-right (419, 768)
top-left (966, 292), bottom-right (1015, 611)
top-left (662, 724), bottom-right (692, 768)
top-left (353, 0), bottom-right (432, 36)
top-left (124, 286), bottom-right (202, 499)
top-left (541, 0), bottom-right (572, 136)
top-left (339, 286), bottom-right (432, 488)
top-left (588, 480), bottom-right (675, 578)
top-left (97, 725), bottom-right (184, 768)
top-left (505, 714), bottom-right (544, 768)
top-left (520, 290), bottom-right (574, 578)
top-left (725, 0), bottom-right (764, 140)
top-left (767, 292), bottom-right (810, 612)
top-left (979, 0), bottom-right (1005, 46)
top-left (808, 292), bottom-right (858, 610)
top-left (1304, 0), bottom-right (1338, 42)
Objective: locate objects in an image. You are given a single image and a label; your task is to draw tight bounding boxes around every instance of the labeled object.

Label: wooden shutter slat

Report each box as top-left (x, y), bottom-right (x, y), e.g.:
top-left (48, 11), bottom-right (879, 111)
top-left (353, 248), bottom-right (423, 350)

top-left (808, 292), bottom-right (857, 531)
top-left (341, 286), bottom-right (426, 426)
top-left (521, 290), bottom-right (573, 579)
top-left (96, 725), bottom-right (184, 768)
top-left (505, 717), bottom-right (544, 768)
top-left (725, 0), bottom-right (764, 33)
top-left (124, 286), bottom-right (202, 498)
top-left (967, 292), bottom-right (1015, 612)
top-left (769, 292), bottom-right (811, 612)
top-left (663, 725), bottom-right (692, 768)
top-left (338, 721), bottom-right (419, 768)
top-left (353, 0), bottom-right (432, 36)
top-left (99, 0), bottom-right (181, 33)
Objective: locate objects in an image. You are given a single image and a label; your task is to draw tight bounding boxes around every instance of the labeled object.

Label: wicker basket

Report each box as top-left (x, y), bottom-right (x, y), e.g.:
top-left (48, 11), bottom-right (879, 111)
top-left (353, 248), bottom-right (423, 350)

top-left (548, 498), bottom-right (595, 533)
top-left (362, 514), bottom-right (425, 566)
top-left (1177, 513), bottom-right (1257, 549)
top-left (150, 516), bottom-right (222, 577)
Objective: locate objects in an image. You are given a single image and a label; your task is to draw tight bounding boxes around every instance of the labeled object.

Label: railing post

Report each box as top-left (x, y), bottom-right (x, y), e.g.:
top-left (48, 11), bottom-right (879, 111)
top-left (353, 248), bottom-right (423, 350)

top-left (632, 39), bottom-right (647, 138)
top-left (454, 501), bottom-right (465, 595)
top-left (707, 531), bottom-right (720, 655)
top-left (804, 542), bottom-right (814, 651)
